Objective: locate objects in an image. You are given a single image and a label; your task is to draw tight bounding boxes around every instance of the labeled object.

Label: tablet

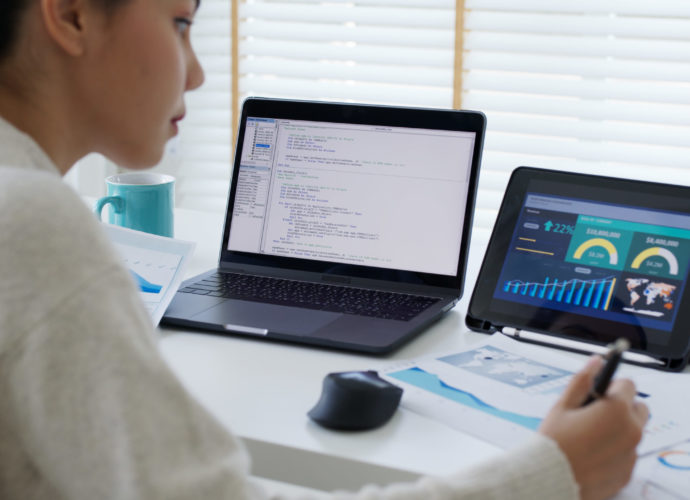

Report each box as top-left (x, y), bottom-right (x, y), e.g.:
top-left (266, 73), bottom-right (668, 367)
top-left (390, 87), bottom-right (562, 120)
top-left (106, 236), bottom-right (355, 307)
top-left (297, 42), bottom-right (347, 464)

top-left (467, 167), bottom-right (690, 371)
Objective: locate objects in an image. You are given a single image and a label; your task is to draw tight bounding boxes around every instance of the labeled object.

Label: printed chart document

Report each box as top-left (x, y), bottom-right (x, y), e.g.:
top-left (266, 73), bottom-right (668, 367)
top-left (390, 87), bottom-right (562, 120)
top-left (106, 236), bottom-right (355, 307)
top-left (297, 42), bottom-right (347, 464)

top-left (617, 440), bottom-right (690, 499)
top-left (382, 333), bottom-right (690, 456)
top-left (102, 224), bottom-right (195, 326)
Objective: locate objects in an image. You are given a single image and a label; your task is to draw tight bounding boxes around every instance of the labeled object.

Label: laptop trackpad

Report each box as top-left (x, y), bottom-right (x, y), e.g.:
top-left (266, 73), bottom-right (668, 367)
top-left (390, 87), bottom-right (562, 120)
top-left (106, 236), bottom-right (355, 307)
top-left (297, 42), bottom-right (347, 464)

top-left (192, 299), bottom-right (340, 336)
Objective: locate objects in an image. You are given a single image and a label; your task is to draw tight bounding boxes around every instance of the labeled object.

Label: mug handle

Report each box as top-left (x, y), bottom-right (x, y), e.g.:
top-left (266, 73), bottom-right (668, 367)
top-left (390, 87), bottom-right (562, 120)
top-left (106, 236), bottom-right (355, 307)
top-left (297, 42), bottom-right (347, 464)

top-left (93, 196), bottom-right (124, 222)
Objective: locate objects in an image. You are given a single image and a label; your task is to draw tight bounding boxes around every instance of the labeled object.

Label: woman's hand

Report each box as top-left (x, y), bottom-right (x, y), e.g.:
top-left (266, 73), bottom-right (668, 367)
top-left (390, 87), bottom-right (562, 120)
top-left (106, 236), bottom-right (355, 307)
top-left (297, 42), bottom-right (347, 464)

top-left (539, 356), bottom-right (649, 500)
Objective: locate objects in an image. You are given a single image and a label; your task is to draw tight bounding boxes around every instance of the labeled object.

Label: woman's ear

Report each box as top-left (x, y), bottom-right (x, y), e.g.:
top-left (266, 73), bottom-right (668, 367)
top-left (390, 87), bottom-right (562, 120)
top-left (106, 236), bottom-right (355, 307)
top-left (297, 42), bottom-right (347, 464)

top-left (39, 0), bottom-right (91, 56)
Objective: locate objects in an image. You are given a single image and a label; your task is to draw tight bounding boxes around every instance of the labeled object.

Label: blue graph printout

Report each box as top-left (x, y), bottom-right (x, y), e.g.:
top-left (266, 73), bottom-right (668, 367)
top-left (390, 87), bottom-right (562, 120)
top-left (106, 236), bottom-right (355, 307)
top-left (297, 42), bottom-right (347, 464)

top-left (384, 336), bottom-right (575, 449)
top-left (439, 345), bottom-right (570, 390)
top-left (102, 224), bottom-right (195, 326)
top-left (383, 334), bottom-right (685, 455)
top-left (389, 366), bottom-right (543, 430)
top-left (130, 270), bottom-right (163, 294)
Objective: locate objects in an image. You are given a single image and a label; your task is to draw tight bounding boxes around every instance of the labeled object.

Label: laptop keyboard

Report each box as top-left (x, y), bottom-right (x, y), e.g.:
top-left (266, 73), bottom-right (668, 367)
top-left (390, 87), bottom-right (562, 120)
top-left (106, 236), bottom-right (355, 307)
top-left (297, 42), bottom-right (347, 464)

top-left (178, 272), bottom-right (440, 321)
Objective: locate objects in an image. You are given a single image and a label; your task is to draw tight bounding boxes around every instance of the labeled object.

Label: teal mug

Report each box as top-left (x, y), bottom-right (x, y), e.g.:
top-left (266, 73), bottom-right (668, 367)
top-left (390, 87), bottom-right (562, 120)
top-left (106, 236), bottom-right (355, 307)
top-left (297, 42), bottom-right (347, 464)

top-left (94, 173), bottom-right (175, 237)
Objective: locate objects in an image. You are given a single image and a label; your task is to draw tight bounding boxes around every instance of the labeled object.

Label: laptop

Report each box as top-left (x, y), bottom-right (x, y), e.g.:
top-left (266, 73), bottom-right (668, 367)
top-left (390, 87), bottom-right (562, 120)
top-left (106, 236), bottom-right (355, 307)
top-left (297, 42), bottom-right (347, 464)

top-left (162, 98), bottom-right (486, 353)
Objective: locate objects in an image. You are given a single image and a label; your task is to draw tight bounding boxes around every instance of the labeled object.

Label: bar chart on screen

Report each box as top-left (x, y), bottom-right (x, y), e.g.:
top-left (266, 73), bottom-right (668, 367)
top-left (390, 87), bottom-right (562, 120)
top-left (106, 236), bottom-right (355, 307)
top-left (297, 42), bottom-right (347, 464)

top-left (502, 275), bottom-right (617, 310)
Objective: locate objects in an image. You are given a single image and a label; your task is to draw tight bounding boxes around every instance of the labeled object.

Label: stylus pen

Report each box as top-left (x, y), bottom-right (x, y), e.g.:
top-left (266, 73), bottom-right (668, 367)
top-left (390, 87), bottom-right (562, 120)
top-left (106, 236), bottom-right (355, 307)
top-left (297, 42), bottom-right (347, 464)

top-left (500, 327), bottom-right (665, 366)
top-left (583, 338), bottom-right (630, 406)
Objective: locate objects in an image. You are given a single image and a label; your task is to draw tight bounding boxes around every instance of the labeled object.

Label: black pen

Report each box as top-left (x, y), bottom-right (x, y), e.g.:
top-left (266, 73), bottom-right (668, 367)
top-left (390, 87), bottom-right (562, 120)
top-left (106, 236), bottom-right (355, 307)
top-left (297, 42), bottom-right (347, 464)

top-left (583, 338), bottom-right (630, 406)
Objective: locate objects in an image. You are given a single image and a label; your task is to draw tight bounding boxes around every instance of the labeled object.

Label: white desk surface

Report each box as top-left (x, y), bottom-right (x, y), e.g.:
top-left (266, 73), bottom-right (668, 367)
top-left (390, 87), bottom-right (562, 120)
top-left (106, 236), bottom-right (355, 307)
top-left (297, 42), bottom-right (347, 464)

top-left (157, 207), bottom-right (638, 492)
top-left (160, 207), bottom-right (511, 490)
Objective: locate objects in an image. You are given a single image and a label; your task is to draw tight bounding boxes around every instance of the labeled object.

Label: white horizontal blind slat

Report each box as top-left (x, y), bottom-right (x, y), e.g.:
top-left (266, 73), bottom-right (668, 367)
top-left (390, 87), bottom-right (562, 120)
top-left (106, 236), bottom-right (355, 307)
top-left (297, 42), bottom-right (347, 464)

top-left (240, 75), bottom-right (453, 106)
top-left (264, 0), bottom-right (454, 6)
top-left (241, 21), bottom-right (453, 47)
top-left (481, 114), bottom-right (690, 149)
top-left (241, 58), bottom-right (452, 86)
top-left (463, 73), bottom-right (690, 106)
top-left (465, 33), bottom-right (690, 63)
top-left (464, 52), bottom-right (690, 82)
top-left (462, 93), bottom-right (690, 127)
top-left (242, 4), bottom-right (453, 27)
top-left (465, 0), bottom-right (690, 17)
top-left (465, 1), bottom-right (690, 231)
top-left (465, 11), bottom-right (690, 40)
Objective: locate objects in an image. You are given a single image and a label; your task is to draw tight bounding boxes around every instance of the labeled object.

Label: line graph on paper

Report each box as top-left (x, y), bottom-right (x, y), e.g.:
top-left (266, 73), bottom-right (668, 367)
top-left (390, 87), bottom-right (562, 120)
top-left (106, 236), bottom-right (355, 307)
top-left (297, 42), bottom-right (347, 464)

top-left (383, 334), bottom-right (689, 457)
top-left (112, 242), bottom-right (181, 312)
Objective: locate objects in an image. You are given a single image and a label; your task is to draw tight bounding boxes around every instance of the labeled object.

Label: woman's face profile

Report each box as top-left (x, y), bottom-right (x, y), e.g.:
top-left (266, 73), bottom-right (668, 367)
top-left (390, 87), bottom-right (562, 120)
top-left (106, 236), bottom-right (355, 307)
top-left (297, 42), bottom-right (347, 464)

top-left (77, 0), bottom-right (204, 168)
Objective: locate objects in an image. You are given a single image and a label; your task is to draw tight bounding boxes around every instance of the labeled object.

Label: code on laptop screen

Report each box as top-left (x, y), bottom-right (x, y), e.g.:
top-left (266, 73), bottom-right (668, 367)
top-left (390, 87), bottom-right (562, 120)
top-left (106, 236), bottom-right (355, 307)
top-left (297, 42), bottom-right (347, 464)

top-left (227, 117), bottom-right (476, 276)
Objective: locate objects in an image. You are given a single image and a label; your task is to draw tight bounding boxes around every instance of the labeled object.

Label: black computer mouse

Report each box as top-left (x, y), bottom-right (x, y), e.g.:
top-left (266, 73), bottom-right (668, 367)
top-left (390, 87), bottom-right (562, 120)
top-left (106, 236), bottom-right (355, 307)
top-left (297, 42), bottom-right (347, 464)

top-left (307, 370), bottom-right (403, 431)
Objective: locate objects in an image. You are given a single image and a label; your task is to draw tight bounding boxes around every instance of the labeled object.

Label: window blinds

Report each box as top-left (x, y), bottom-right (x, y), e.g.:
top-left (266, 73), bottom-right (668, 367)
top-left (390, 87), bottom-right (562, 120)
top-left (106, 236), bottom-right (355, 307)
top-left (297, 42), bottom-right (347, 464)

top-left (462, 0), bottom-right (690, 230)
top-left (237, 0), bottom-right (457, 106)
top-left (85, 0), bottom-right (690, 234)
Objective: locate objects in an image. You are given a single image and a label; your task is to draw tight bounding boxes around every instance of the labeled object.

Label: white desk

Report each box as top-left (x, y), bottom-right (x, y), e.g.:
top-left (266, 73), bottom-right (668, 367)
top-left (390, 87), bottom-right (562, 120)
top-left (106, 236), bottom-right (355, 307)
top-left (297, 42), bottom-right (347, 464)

top-left (158, 207), bottom-right (672, 495)
top-left (159, 207), bottom-right (511, 491)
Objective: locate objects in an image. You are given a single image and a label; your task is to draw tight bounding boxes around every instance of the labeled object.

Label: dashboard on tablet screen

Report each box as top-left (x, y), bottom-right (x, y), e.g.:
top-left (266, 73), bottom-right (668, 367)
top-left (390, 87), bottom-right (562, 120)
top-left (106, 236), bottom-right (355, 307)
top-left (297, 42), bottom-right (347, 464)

top-left (467, 167), bottom-right (690, 369)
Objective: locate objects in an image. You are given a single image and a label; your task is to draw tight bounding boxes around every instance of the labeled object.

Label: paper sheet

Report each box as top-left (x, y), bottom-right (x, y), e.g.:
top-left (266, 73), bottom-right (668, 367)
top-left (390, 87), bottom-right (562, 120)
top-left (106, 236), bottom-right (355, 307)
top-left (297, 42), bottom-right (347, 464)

top-left (102, 224), bottom-right (195, 326)
top-left (616, 440), bottom-right (690, 499)
top-left (382, 333), bottom-right (690, 456)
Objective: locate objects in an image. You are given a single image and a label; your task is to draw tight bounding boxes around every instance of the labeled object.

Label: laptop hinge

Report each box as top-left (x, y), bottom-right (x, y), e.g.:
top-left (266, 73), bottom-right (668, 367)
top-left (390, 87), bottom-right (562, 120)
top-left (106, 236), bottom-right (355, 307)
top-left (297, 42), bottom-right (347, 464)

top-left (320, 275), bottom-right (351, 285)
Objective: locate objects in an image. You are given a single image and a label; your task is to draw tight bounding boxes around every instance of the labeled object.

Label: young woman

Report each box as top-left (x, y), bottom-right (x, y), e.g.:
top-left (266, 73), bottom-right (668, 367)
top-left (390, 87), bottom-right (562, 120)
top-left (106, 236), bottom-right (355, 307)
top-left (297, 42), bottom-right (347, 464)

top-left (0, 1), bottom-right (649, 499)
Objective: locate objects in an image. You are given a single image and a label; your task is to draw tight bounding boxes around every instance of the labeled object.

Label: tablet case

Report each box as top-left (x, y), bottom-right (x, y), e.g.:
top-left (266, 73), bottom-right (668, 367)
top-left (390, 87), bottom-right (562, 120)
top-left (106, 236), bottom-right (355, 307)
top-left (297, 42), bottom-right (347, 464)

top-left (466, 167), bottom-right (690, 372)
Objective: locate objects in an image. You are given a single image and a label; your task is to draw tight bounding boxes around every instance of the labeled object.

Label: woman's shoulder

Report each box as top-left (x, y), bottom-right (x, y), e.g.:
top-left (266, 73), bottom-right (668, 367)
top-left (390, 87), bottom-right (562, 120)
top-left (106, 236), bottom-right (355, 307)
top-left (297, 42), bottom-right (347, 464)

top-left (0, 167), bottom-right (135, 336)
top-left (0, 166), bottom-right (121, 277)
top-left (1, 166), bottom-right (81, 211)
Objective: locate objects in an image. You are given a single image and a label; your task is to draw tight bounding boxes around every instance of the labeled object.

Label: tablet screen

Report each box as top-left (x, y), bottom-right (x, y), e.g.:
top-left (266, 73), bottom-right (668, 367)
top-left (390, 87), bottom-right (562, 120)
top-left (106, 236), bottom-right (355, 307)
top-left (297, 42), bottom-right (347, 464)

top-left (497, 193), bottom-right (690, 332)
top-left (468, 168), bottom-right (690, 364)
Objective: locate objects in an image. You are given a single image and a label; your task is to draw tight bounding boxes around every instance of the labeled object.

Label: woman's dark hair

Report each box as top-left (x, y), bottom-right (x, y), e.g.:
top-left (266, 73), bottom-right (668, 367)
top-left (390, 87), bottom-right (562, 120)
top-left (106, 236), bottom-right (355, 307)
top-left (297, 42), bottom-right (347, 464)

top-left (0, 0), bottom-right (133, 63)
top-left (0, 0), bottom-right (29, 62)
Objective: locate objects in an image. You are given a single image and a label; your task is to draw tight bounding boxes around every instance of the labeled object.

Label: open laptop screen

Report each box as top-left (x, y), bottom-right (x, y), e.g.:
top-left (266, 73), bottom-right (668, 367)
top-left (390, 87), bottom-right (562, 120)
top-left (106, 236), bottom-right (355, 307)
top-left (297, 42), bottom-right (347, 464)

top-left (227, 116), bottom-right (476, 277)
